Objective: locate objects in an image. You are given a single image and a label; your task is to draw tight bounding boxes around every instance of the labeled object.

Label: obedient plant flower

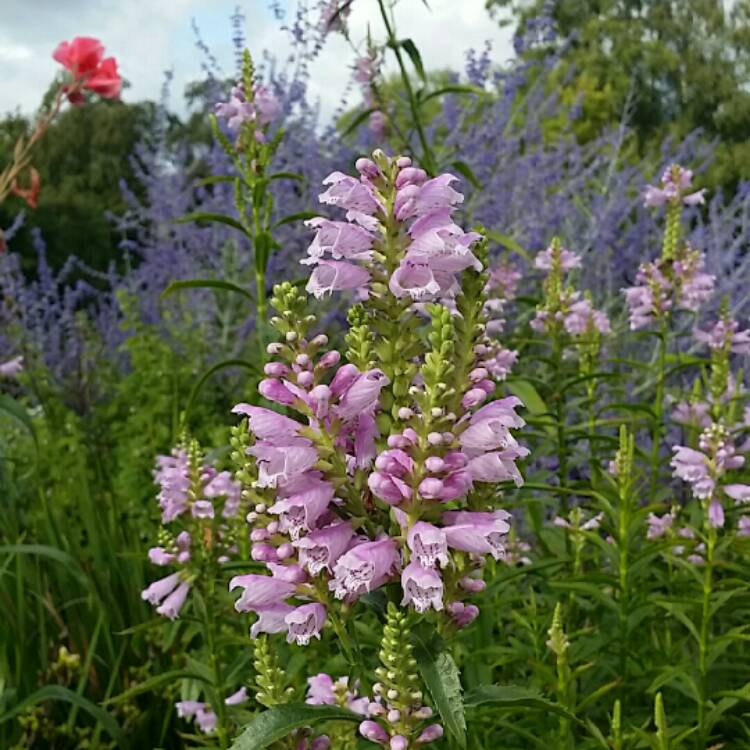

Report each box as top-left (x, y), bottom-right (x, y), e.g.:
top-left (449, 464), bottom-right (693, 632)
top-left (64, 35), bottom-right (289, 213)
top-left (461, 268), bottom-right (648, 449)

top-left (142, 438), bottom-right (243, 620)
top-left (215, 82), bottom-right (281, 134)
top-left (175, 688), bottom-right (249, 735)
top-left (305, 151), bottom-right (480, 303)
top-left (643, 164), bottom-right (706, 208)
top-left (0, 355), bottom-right (23, 378)
top-left (531, 239), bottom-right (610, 344)
top-left (624, 165), bottom-right (715, 329)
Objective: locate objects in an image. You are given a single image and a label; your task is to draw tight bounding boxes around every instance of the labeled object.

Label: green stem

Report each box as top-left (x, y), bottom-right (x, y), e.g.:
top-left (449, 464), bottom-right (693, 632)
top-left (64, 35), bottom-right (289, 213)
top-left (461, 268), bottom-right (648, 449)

top-left (552, 333), bottom-right (570, 520)
top-left (617, 480), bottom-right (630, 707)
top-left (203, 575), bottom-right (230, 749)
top-left (649, 325), bottom-right (668, 501)
top-left (377, 0), bottom-right (436, 174)
top-left (697, 526), bottom-right (716, 746)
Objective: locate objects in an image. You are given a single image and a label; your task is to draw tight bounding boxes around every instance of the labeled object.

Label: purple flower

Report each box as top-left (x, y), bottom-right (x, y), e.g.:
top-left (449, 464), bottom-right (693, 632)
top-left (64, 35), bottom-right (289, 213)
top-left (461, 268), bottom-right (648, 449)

top-left (156, 581), bottom-right (191, 620)
top-left (647, 512), bottom-right (674, 540)
top-left (142, 572), bottom-right (181, 606)
top-left (360, 721), bottom-right (389, 744)
top-left (443, 510), bottom-right (511, 560)
top-left (306, 260), bottom-right (371, 298)
top-left (725, 484), bottom-right (750, 504)
top-left (250, 604), bottom-right (295, 638)
top-left (285, 603), bottom-right (327, 645)
top-left (407, 522), bottom-right (449, 568)
top-left (303, 218), bottom-right (375, 265)
top-left (232, 404), bottom-right (305, 443)
top-left (295, 521), bottom-right (355, 575)
top-left (319, 172), bottom-right (381, 215)
top-left (671, 446), bottom-right (714, 498)
top-left (708, 499), bottom-right (725, 529)
top-left (306, 673), bottom-right (336, 704)
top-left (0, 355), bottom-right (23, 377)
top-left (534, 244), bottom-right (581, 271)
top-left (694, 317), bottom-right (750, 355)
top-left (225, 687), bottom-right (249, 706)
top-left (395, 174), bottom-right (463, 221)
top-left (247, 444), bottom-right (319, 488)
top-left (330, 538), bottom-right (399, 600)
top-left (268, 477), bottom-right (335, 539)
top-left (401, 561), bottom-right (444, 613)
top-left (644, 164), bottom-right (706, 208)
top-left (335, 368), bottom-right (389, 421)
top-left (466, 448), bottom-right (527, 485)
top-left (368, 470), bottom-right (412, 505)
top-left (738, 517), bottom-right (750, 537)
top-left (447, 601), bottom-right (480, 628)
top-left (389, 256), bottom-right (442, 300)
top-left (155, 451), bottom-right (191, 523)
top-left (229, 574), bottom-right (297, 613)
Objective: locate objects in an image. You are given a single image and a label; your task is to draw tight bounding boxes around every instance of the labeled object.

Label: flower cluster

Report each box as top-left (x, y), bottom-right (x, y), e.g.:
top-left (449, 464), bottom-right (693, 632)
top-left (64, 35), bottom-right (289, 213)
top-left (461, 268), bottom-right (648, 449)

top-left (228, 152), bottom-right (526, 658)
top-left (53, 36), bottom-right (122, 102)
top-left (479, 261), bottom-right (521, 380)
top-left (530, 240), bottom-right (611, 339)
top-left (215, 81), bottom-right (281, 137)
top-left (0, 356), bottom-right (23, 378)
top-left (671, 422), bottom-right (748, 530)
top-left (176, 688), bottom-right (248, 734)
top-left (141, 441), bottom-right (242, 619)
top-left (303, 151), bottom-right (481, 302)
top-left (624, 165), bottom-right (715, 330)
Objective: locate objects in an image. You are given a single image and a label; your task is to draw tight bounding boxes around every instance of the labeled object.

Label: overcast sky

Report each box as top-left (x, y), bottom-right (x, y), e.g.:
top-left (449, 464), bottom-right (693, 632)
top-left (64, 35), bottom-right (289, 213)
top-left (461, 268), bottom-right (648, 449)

top-left (0, 0), bottom-right (513, 123)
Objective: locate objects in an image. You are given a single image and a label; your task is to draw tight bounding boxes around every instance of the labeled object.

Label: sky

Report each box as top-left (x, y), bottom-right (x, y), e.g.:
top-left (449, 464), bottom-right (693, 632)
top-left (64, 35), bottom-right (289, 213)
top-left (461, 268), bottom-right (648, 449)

top-left (0, 0), bottom-right (514, 123)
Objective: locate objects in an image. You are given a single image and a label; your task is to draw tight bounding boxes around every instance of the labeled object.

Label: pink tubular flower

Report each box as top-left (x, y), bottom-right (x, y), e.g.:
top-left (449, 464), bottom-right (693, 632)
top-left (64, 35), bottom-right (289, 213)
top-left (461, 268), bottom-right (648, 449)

top-left (330, 538), bottom-right (399, 600)
top-left (319, 172), bottom-right (381, 214)
top-left (247, 444), bottom-right (319, 488)
top-left (294, 521), bottom-right (355, 575)
top-left (447, 601), bottom-right (480, 628)
top-left (671, 446), bottom-right (714, 498)
top-left (360, 720), bottom-right (390, 744)
top-left (306, 259), bottom-right (371, 298)
top-left (534, 244), bottom-right (581, 271)
top-left (401, 561), bottom-right (444, 613)
top-left (335, 369), bottom-right (390, 421)
top-left (156, 581), bottom-right (191, 620)
top-left (725, 484), bottom-right (750, 504)
top-left (443, 510), bottom-right (511, 559)
top-left (708, 499), bottom-right (725, 529)
top-left (647, 512), bottom-right (674, 540)
top-left (268, 476), bottom-right (335, 539)
top-left (306, 674), bottom-right (336, 704)
top-left (229, 574), bottom-right (297, 613)
top-left (644, 164), bottom-right (706, 208)
top-left (285, 603), bottom-right (327, 645)
top-left (154, 451), bottom-right (191, 522)
top-left (407, 523), bottom-right (449, 568)
top-left (250, 604), bottom-right (295, 638)
top-left (141, 572), bottom-right (181, 606)
top-left (694, 317), bottom-right (750, 355)
top-left (0, 355), bottom-right (23, 378)
top-left (231, 404), bottom-right (304, 443)
top-left (303, 218), bottom-right (375, 265)
top-left (738, 517), bottom-right (750, 537)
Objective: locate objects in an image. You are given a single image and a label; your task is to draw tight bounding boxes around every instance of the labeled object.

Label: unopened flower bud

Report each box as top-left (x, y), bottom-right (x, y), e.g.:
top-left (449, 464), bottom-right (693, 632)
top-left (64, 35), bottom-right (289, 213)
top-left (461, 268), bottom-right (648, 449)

top-left (264, 362), bottom-right (289, 377)
top-left (297, 371), bottom-right (314, 388)
top-left (427, 432), bottom-right (443, 445)
top-left (398, 407), bottom-right (413, 420)
top-left (285, 331), bottom-right (298, 342)
top-left (295, 353), bottom-right (311, 367)
top-left (425, 456), bottom-right (445, 473)
top-left (276, 543), bottom-right (294, 559)
top-left (311, 334), bottom-right (329, 346)
top-left (266, 343), bottom-right (283, 355)
top-left (318, 350), bottom-right (341, 368)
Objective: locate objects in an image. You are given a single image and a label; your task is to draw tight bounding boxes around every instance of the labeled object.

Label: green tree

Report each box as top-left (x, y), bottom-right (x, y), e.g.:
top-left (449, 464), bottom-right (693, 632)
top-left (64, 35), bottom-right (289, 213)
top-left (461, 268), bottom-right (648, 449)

top-left (0, 91), bottom-right (157, 275)
top-left (488, 0), bottom-right (750, 184)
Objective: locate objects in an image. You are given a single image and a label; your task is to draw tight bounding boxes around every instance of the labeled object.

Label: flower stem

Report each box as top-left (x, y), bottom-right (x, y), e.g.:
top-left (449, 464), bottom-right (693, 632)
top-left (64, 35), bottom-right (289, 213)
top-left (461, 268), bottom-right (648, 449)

top-left (649, 325), bottom-right (668, 501)
top-left (697, 525), bottom-right (716, 746)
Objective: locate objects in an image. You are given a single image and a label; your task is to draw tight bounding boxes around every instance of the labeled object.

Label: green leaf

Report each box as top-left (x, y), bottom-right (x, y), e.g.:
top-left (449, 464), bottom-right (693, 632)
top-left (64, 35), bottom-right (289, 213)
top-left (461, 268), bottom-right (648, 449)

top-left (105, 670), bottom-right (210, 704)
top-left (412, 634), bottom-right (466, 748)
top-left (0, 544), bottom-right (88, 587)
top-left (272, 211), bottom-right (320, 229)
top-left (185, 359), bottom-right (259, 419)
top-left (193, 174), bottom-right (235, 188)
top-left (340, 107), bottom-right (378, 138)
top-left (451, 160), bottom-right (482, 190)
top-left (0, 393), bottom-right (38, 451)
top-left (268, 171), bottom-right (305, 183)
top-left (161, 278), bottom-right (254, 302)
top-left (419, 83), bottom-right (486, 104)
top-left (0, 685), bottom-right (123, 744)
top-left (230, 704), bottom-right (361, 749)
top-left (254, 231), bottom-right (273, 275)
top-left (484, 230), bottom-right (531, 263)
top-left (464, 684), bottom-right (579, 722)
top-left (174, 211), bottom-right (249, 236)
top-left (399, 38), bottom-right (427, 82)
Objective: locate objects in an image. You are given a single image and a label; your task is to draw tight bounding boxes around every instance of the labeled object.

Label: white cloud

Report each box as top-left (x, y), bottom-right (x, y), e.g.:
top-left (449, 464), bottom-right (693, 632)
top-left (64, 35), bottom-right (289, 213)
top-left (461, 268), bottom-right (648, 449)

top-left (0, 0), bottom-right (512, 122)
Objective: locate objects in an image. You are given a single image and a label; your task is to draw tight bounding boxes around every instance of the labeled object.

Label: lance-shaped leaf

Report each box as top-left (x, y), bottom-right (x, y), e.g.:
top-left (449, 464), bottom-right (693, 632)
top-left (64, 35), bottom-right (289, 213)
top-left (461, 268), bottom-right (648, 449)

top-left (161, 279), bottom-right (254, 302)
top-left (174, 211), bottom-right (250, 237)
top-left (463, 684), bottom-right (579, 722)
top-left (230, 704), bottom-right (361, 749)
top-left (412, 632), bottom-right (466, 748)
